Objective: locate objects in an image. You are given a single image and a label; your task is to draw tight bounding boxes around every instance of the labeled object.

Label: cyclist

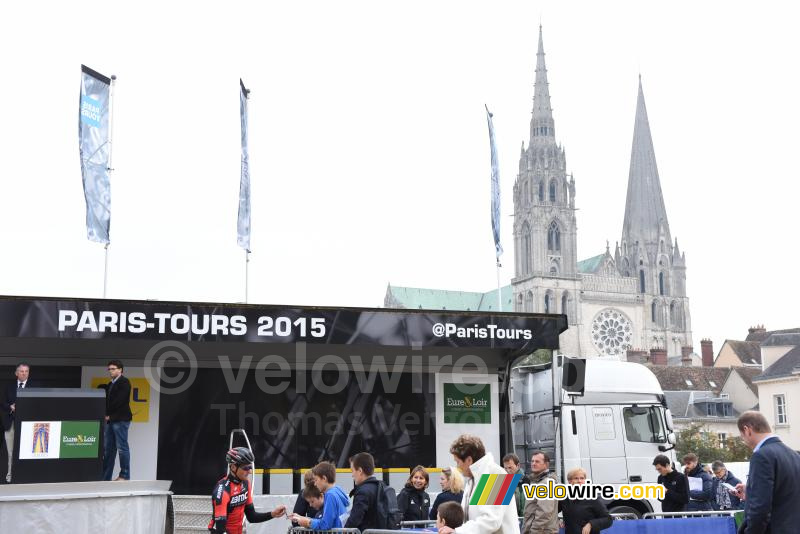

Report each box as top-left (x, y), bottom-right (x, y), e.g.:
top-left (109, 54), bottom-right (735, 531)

top-left (208, 447), bottom-right (287, 533)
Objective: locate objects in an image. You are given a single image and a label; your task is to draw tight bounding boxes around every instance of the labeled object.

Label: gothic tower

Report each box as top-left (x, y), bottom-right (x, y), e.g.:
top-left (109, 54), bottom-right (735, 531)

top-left (616, 78), bottom-right (692, 356)
top-left (512, 26), bottom-right (580, 347)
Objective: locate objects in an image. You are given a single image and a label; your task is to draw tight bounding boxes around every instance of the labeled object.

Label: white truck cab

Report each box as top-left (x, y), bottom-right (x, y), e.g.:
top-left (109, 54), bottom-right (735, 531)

top-left (509, 357), bottom-right (677, 517)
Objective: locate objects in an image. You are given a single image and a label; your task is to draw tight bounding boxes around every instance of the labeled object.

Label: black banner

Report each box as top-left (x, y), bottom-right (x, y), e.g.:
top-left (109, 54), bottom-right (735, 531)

top-left (0, 296), bottom-right (566, 351)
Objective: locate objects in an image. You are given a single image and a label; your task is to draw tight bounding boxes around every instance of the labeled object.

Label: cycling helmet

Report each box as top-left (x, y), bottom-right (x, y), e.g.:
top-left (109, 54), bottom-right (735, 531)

top-left (226, 447), bottom-right (254, 467)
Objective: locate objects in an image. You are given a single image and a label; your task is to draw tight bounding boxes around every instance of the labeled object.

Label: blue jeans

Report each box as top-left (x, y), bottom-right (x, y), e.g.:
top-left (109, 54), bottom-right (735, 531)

top-left (103, 421), bottom-right (130, 480)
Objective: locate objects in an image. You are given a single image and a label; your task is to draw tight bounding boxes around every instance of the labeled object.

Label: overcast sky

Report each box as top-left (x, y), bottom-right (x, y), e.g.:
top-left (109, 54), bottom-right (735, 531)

top-left (0, 1), bottom-right (797, 353)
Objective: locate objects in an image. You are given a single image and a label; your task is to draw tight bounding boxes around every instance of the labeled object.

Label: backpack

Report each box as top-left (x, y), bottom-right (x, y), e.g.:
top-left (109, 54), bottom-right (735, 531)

top-left (375, 481), bottom-right (403, 530)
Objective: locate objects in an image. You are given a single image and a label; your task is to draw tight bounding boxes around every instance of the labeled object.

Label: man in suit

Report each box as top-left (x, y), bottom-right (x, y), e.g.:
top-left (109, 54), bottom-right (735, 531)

top-left (1, 363), bottom-right (32, 483)
top-left (100, 360), bottom-right (132, 481)
top-left (736, 410), bottom-right (800, 534)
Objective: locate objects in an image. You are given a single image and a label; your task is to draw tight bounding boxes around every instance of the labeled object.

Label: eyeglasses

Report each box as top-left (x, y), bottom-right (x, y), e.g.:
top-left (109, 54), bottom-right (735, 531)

top-left (107, 367), bottom-right (119, 371)
top-left (237, 465), bottom-right (253, 471)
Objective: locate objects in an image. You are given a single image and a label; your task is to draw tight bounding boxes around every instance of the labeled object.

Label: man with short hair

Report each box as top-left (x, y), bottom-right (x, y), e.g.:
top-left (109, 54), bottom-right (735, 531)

top-left (736, 411), bottom-right (800, 534)
top-left (439, 434), bottom-right (519, 534)
top-left (682, 452), bottom-right (713, 511)
top-left (1, 363), bottom-right (32, 483)
top-left (100, 360), bottom-right (132, 481)
top-left (502, 452), bottom-right (530, 518)
top-left (344, 452), bottom-right (381, 531)
top-left (523, 450), bottom-right (559, 534)
top-left (653, 454), bottom-right (688, 512)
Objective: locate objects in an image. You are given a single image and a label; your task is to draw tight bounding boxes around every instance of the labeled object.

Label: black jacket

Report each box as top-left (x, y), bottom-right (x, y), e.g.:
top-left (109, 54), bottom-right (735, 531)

top-left (100, 375), bottom-right (132, 422)
top-left (1, 380), bottom-right (37, 431)
top-left (397, 483), bottom-right (430, 523)
top-left (345, 476), bottom-right (381, 530)
top-left (429, 490), bottom-right (463, 520)
top-left (559, 498), bottom-right (613, 534)
top-left (741, 436), bottom-right (800, 534)
top-left (657, 469), bottom-right (689, 512)
top-left (685, 463), bottom-right (714, 511)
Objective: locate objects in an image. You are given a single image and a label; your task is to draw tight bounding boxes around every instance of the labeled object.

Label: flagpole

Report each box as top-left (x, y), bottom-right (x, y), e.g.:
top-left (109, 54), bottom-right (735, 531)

top-left (245, 250), bottom-right (250, 303)
top-left (103, 74), bottom-right (117, 299)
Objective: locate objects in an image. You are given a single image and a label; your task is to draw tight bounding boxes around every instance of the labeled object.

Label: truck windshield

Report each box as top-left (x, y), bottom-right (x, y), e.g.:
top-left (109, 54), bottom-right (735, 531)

top-left (623, 406), bottom-right (666, 443)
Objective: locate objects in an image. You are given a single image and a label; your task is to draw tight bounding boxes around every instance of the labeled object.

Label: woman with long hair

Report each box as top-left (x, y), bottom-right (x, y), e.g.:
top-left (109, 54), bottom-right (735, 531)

top-left (430, 466), bottom-right (464, 520)
top-left (398, 465), bottom-right (431, 522)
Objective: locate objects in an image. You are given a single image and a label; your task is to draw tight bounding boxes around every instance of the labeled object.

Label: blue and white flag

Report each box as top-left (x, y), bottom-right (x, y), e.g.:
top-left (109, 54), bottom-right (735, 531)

top-left (237, 79), bottom-right (251, 251)
top-left (79, 65), bottom-right (112, 244)
top-left (486, 105), bottom-right (503, 261)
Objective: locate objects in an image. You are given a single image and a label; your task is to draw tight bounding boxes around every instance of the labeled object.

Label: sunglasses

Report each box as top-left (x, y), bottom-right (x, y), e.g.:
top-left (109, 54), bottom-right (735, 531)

top-left (237, 465), bottom-right (253, 471)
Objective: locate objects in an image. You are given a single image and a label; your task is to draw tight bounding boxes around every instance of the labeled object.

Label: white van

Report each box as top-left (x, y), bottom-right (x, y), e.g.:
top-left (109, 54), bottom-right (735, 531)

top-left (509, 357), bottom-right (677, 516)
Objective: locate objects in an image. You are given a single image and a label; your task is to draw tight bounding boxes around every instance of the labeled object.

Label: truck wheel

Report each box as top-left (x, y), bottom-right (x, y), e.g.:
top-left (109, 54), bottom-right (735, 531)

top-left (608, 505), bottom-right (641, 518)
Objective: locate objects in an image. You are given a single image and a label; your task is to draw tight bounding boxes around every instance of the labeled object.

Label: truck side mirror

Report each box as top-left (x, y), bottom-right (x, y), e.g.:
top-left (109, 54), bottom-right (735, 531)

top-left (562, 358), bottom-right (585, 395)
top-left (667, 432), bottom-right (676, 445)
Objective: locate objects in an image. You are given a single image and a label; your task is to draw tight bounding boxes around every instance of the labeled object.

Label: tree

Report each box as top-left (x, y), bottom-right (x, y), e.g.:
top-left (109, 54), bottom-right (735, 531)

top-left (676, 423), bottom-right (751, 464)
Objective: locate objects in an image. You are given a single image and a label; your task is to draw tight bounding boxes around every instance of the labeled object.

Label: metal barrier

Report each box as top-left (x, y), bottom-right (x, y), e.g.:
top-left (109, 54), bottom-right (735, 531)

top-left (288, 529), bottom-right (362, 534)
top-left (643, 510), bottom-right (740, 519)
top-left (172, 495), bottom-right (213, 533)
top-left (400, 520), bottom-right (436, 528)
top-left (610, 512), bottom-right (640, 520)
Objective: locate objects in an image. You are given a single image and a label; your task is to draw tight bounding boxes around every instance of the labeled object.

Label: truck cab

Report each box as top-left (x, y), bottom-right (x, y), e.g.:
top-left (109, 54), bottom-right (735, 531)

top-left (509, 357), bottom-right (677, 517)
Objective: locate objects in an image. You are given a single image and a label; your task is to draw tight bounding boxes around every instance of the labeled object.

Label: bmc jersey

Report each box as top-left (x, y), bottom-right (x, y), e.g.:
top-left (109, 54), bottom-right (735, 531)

top-left (208, 474), bottom-right (252, 534)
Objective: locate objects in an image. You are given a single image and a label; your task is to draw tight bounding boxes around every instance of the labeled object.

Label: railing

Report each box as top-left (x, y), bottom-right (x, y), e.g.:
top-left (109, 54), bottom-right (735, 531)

top-left (288, 529), bottom-right (361, 534)
top-left (642, 510), bottom-right (740, 519)
top-left (610, 512), bottom-right (640, 520)
top-left (400, 521), bottom-right (436, 528)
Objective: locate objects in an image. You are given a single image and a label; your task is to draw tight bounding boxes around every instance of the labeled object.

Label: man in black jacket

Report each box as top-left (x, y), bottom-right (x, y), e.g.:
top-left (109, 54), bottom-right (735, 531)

top-left (344, 452), bottom-right (381, 531)
top-left (683, 453), bottom-right (714, 511)
top-left (99, 360), bottom-right (132, 481)
top-left (653, 454), bottom-right (689, 512)
top-left (1, 363), bottom-right (32, 483)
top-left (736, 411), bottom-right (800, 534)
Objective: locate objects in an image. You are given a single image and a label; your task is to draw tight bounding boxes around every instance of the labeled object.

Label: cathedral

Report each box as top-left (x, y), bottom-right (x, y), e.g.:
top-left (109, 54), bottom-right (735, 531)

top-left (385, 27), bottom-right (693, 360)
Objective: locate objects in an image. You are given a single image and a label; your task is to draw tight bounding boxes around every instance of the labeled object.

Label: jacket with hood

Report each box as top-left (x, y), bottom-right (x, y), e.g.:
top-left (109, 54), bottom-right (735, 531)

top-left (685, 463), bottom-right (714, 511)
top-left (345, 476), bottom-right (381, 530)
top-left (398, 483), bottom-right (431, 522)
top-left (310, 485), bottom-right (350, 530)
top-left (456, 452), bottom-right (520, 534)
top-left (523, 469), bottom-right (559, 534)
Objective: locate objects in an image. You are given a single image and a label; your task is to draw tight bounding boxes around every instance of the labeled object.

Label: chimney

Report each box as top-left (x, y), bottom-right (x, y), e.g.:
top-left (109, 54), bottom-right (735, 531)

top-left (649, 348), bottom-right (668, 366)
top-left (747, 325), bottom-right (766, 337)
top-left (626, 349), bottom-right (649, 364)
top-left (701, 339), bottom-right (714, 367)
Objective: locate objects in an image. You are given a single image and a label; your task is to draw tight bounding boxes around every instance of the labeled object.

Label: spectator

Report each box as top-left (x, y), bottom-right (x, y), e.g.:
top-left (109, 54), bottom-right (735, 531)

top-left (430, 466), bottom-right (464, 520)
top-left (291, 469), bottom-right (319, 526)
top-left (1, 363), bottom-right (32, 483)
top-left (682, 453), bottom-right (713, 511)
top-left (100, 360), bottom-right (132, 481)
top-left (559, 467), bottom-right (613, 534)
top-left (302, 485), bottom-right (325, 520)
top-left (344, 452), bottom-right (382, 531)
top-left (653, 454), bottom-right (688, 512)
top-left (398, 465), bottom-right (431, 522)
top-left (523, 450), bottom-right (559, 534)
top-left (292, 462), bottom-right (349, 530)
top-left (736, 411), bottom-right (800, 534)
top-left (438, 434), bottom-right (518, 534)
top-left (709, 460), bottom-right (742, 511)
top-left (502, 452), bottom-right (530, 518)
top-left (437, 501), bottom-right (465, 530)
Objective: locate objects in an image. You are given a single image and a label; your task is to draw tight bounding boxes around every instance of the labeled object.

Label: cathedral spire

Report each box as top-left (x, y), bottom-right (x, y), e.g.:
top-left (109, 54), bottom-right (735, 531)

top-left (621, 77), bottom-right (671, 249)
top-left (530, 25), bottom-right (556, 145)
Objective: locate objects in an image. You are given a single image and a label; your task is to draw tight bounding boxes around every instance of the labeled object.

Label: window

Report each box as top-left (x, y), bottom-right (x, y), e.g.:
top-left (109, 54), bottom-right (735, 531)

top-left (708, 380), bottom-right (717, 388)
top-left (722, 403), bottom-right (732, 417)
top-left (544, 294), bottom-right (551, 314)
top-left (522, 222), bottom-right (532, 274)
top-left (639, 270), bottom-right (646, 293)
top-left (538, 182), bottom-right (544, 202)
top-left (547, 221), bottom-right (561, 252)
top-left (775, 395), bottom-right (787, 425)
top-left (651, 301), bottom-right (657, 323)
top-left (549, 180), bottom-right (557, 202)
top-left (549, 266), bottom-right (557, 274)
top-left (623, 406), bottom-right (666, 443)
top-left (685, 379), bottom-right (693, 387)
top-left (659, 272), bottom-right (665, 295)
top-left (525, 291), bottom-right (533, 313)
top-left (562, 292), bottom-right (569, 323)
top-left (718, 433), bottom-right (727, 449)
top-left (706, 403), bottom-right (715, 416)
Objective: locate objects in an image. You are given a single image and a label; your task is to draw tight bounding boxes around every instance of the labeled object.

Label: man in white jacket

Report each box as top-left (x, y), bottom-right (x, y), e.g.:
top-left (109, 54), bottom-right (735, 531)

top-left (439, 434), bottom-right (520, 534)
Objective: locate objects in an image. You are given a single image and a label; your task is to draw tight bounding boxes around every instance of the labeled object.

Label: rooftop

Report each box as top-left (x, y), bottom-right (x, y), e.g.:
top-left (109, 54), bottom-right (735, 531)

top-left (385, 284), bottom-right (512, 312)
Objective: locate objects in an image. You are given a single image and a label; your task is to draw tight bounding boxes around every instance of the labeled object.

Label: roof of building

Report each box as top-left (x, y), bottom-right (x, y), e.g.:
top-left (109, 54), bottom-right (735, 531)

top-left (755, 345), bottom-right (800, 382)
top-left (384, 284), bottom-right (512, 312)
top-left (723, 339), bottom-right (763, 365)
top-left (762, 332), bottom-right (800, 347)
top-left (577, 253), bottom-right (605, 274)
top-left (663, 390), bottom-right (738, 420)
top-left (647, 365), bottom-right (730, 395)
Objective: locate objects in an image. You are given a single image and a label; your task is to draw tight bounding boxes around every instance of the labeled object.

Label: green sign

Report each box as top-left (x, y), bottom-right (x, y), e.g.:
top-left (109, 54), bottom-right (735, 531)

top-left (443, 383), bottom-right (491, 424)
top-left (59, 421), bottom-right (101, 458)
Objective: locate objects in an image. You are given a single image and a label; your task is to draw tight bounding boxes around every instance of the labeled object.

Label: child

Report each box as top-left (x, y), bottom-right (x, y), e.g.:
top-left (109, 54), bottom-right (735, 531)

top-left (436, 501), bottom-right (464, 530)
top-left (292, 461), bottom-right (349, 529)
top-left (303, 485), bottom-right (324, 520)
